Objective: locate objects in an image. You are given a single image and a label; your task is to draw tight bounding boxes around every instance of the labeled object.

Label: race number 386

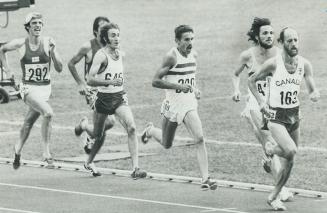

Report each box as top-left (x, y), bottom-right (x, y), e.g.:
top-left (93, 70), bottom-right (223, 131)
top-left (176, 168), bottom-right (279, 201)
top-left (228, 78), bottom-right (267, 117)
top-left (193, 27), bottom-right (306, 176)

top-left (24, 64), bottom-right (50, 82)
top-left (176, 77), bottom-right (195, 93)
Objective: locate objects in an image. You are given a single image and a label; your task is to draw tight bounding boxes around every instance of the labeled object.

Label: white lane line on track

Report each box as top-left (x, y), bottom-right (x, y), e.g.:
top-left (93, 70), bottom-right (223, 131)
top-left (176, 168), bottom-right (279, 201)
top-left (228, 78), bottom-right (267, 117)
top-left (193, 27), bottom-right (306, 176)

top-left (0, 182), bottom-right (250, 213)
top-left (0, 207), bottom-right (41, 213)
top-left (0, 120), bottom-right (326, 153)
top-left (201, 208), bottom-right (237, 212)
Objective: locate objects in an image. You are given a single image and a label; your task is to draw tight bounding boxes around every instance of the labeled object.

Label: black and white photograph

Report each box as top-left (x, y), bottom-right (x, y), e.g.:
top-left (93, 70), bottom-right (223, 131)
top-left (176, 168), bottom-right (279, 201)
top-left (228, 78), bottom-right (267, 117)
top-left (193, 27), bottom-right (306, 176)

top-left (0, 0), bottom-right (326, 212)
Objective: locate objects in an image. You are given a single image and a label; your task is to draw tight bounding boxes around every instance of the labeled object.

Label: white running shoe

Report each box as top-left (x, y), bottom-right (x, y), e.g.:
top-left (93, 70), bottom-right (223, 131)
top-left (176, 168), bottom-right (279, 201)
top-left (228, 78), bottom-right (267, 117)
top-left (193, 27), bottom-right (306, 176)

top-left (75, 117), bottom-right (88, 136)
top-left (83, 136), bottom-right (94, 154)
top-left (265, 141), bottom-right (275, 157)
top-left (141, 122), bottom-right (153, 144)
top-left (278, 187), bottom-right (294, 202)
top-left (84, 162), bottom-right (101, 177)
top-left (267, 197), bottom-right (287, 211)
top-left (262, 156), bottom-right (272, 173)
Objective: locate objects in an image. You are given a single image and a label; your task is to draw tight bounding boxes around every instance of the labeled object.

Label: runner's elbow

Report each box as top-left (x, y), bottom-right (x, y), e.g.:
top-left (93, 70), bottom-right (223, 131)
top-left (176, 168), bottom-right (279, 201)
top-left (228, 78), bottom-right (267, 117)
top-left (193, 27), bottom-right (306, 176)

top-left (152, 79), bottom-right (161, 88)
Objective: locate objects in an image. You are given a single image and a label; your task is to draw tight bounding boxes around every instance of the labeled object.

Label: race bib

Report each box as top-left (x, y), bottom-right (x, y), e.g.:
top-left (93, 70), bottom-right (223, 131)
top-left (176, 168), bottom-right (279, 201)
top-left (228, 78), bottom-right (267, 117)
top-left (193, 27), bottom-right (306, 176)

top-left (122, 94), bottom-right (129, 105)
top-left (263, 108), bottom-right (276, 120)
top-left (24, 63), bottom-right (50, 82)
top-left (161, 100), bottom-right (170, 113)
top-left (256, 80), bottom-right (267, 97)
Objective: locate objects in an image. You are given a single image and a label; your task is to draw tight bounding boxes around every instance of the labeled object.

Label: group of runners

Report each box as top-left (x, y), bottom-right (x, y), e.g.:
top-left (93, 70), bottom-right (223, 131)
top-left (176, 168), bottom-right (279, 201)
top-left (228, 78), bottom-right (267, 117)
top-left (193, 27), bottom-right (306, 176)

top-left (0, 12), bottom-right (320, 211)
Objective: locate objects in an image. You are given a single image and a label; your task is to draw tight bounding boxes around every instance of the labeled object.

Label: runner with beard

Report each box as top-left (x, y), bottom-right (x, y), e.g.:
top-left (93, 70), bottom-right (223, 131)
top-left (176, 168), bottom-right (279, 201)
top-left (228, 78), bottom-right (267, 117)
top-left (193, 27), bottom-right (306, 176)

top-left (249, 27), bottom-right (320, 211)
top-left (232, 17), bottom-right (293, 201)
top-left (140, 25), bottom-right (217, 190)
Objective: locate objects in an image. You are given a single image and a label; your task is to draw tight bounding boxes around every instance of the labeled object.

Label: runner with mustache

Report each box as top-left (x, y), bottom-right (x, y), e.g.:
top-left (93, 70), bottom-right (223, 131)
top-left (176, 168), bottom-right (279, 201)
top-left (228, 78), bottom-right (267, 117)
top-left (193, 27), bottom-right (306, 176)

top-left (141, 25), bottom-right (217, 190)
top-left (249, 27), bottom-right (320, 211)
top-left (232, 17), bottom-right (293, 202)
top-left (0, 12), bottom-right (63, 169)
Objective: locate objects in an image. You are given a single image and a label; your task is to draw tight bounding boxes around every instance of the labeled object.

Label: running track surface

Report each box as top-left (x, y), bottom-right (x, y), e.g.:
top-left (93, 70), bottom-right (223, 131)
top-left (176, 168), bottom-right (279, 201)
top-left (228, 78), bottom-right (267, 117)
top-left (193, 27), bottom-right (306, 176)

top-left (0, 164), bottom-right (326, 213)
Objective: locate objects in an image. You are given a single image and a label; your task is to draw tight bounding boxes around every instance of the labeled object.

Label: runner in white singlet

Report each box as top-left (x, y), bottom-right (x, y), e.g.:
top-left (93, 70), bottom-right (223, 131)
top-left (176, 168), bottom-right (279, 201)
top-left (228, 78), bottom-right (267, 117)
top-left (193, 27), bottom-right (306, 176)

top-left (249, 27), bottom-right (320, 211)
top-left (141, 25), bottom-right (217, 191)
top-left (232, 17), bottom-right (293, 203)
top-left (85, 22), bottom-right (147, 179)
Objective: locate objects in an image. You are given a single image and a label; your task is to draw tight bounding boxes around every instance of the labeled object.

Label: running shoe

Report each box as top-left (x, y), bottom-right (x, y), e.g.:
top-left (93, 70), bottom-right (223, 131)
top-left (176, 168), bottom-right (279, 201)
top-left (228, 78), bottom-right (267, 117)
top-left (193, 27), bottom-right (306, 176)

top-left (201, 177), bottom-right (218, 190)
top-left (75, 117), bottom-right (88, 136)
top-left (44, 157), bottom-right (55, 169)
top-left (84, 162), bottom-right (102, 177)
top-left (267, 198), bottom-right (287, 211)
top-left (13, 152), bottom-right (21, 170)
top-left (278, 187), bottom-right (294, 202)
top-left (265, 141), bottom-right (275, 157)
top-left (84, 136), bottom-right (94, 154)
top-left (141, 122), bottom-right (153, 144)
top-left (131, 168), bottom-right (147, 179)
top-left (262, 156), bottom-right (272, 173)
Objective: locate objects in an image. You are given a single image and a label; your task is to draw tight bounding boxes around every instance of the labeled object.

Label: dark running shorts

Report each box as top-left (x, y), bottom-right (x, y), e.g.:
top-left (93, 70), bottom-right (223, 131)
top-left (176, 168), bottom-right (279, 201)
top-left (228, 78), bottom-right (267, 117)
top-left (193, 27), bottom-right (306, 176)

top-left (95, 91), bottom-right (128, 115)
top-left (269, 106), bottom-right (300, 133)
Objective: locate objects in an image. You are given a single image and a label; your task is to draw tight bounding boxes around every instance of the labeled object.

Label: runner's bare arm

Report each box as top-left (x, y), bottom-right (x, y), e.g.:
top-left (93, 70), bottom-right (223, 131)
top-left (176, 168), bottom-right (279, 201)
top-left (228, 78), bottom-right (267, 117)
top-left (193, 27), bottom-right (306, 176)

top-left (248, 58), bottom-right (276, 111)
top-left (48, 37), bottom-right (63, 72)
top-left (87, 51), bottom-right (122, 87)
top-left (0, 38), bottom-right (25, 78)
top-left (232, 50), bottom-right (251, 102)
top-left (303, 59), bottom-right (319, 102)
top-left (152, 52), bottom-right (192, 93)
top-left (68, 42), bottom-right (91, 95)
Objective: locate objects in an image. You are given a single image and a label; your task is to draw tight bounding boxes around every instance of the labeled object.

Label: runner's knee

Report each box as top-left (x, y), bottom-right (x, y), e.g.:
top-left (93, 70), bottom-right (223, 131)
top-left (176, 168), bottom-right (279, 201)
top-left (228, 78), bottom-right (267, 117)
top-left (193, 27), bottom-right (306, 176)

top-left (104, 118), bottom-right (115, 130)
top-left (284, 146), bottom-right (297, 160)
top-left (194, 135), bottom-right (204, 144)
top-left (163, 142), bottom-right (173, 149)
top-left (126, 124), bottom-right (136, 136)
top-left (43, 109), bottom-right (54, 119)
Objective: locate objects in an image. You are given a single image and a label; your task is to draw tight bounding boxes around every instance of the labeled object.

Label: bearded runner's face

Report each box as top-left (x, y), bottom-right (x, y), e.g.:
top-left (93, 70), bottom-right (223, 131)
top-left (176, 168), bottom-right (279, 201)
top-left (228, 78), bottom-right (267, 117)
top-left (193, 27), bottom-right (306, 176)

top-left (258, 25), bottom-right (274, 49)
top-left (283, 29), bottom-right (299, 57)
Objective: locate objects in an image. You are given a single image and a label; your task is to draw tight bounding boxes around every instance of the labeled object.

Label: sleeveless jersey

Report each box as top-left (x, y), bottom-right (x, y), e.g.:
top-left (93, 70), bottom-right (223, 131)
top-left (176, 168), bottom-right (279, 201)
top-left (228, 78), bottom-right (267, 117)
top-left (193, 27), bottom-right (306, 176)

top-left (96, 49), bottom-right (124, 93)
top-left (84, 38), bottom-right (102, 81)
top-left (20, 38), bottom-right (51, 85)
top-left (246, 47), bottom-right (279, 99)
top-left (268, 54), bottom-right (304, 108)
top-left (164, 47), bottom-right (197, 105)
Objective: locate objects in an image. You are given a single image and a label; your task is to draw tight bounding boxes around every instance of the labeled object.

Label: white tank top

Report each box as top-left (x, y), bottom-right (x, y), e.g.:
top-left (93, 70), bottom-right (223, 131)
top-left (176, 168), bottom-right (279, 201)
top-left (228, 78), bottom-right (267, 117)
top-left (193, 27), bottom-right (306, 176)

top-left (164, 47), bottom-right (197, 105)
top-left (268, 54), bottom-right (304, 108)
top-left (96, 50), bottom-right (124, 93)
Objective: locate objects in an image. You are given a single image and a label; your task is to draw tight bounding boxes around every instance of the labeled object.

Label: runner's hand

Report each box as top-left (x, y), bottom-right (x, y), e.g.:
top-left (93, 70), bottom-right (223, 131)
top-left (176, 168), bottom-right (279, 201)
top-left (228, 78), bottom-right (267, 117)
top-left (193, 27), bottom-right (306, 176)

top-left (179, 84), bottom-right (192, 93)
top-left (309, 90), bottom-right (320, 102)
top-left (49, 37), bottom-right (56, 51)
top-left (259, 102), bottom-right (270, 118)
top-left (194, 87), bottom-right (201, 99)
top-left (78, 83), bottom-right (88, 96)
top-left (232, 91), bottom-right (241, 102)
top-left (110, 78), bottom-right (123, 86)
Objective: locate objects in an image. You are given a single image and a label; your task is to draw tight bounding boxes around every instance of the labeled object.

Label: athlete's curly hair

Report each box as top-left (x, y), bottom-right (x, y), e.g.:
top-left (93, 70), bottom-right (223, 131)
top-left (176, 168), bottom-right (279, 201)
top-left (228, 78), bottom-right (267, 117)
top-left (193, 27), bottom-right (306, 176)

top-left (93, 16), bottom-right (110, 37)
top-left (99, 22), bottom-right (120, 46)
top-left (247, 17), bottom-right (271, 44)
